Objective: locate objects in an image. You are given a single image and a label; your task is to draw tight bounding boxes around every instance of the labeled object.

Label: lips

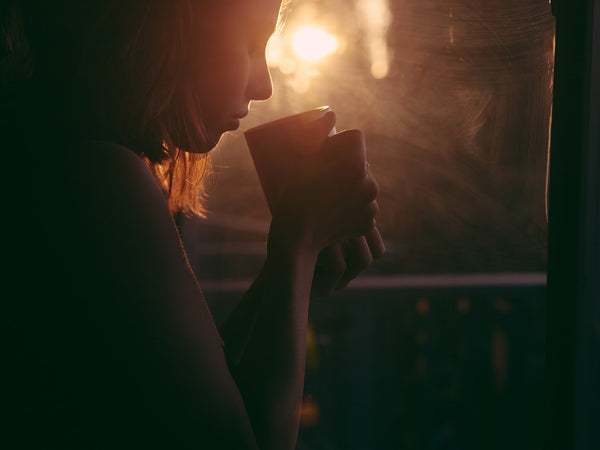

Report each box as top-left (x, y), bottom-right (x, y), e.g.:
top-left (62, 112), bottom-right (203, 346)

top-left (225, 111), bottom-right (248, 131)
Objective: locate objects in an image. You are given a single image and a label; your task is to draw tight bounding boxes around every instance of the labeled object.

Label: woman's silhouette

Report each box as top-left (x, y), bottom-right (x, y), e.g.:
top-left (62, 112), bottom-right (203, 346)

top-left (2, 1), bottom-right (380, 448)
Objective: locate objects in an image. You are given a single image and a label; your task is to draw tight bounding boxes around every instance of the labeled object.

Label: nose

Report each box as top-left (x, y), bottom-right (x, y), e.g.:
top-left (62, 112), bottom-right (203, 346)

top-left (246, 54), bottom-right (273, 101)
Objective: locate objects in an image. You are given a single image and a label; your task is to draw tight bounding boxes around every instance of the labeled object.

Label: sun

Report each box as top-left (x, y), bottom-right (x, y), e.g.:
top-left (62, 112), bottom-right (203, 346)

top-left (292, 26), bottom-right (339, 62)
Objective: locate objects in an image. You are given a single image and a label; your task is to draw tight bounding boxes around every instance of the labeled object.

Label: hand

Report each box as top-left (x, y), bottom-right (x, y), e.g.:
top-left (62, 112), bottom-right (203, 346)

top-left (268, 126), bottom-right (379, 257)
top-left (311, 227), bottom-right (385, 298)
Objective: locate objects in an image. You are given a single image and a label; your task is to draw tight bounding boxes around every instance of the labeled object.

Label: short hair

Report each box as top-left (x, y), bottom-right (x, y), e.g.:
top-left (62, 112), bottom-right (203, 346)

top-left (2, 0), bottom-right (212, 215)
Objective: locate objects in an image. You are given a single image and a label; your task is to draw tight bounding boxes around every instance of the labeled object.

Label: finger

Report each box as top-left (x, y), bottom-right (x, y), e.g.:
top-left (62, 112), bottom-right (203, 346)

top-left (311, 243), bottom-right (346, 299)
top-left (341, 175), bottom-right (379, 238)
top-left (365, 226), bottom-right (386, 259)
top-left (361, 176), bottom-right (379, 205)
top-left (335, 236), bottom-right (373, 290)
top-left (343, 168), bottom-right (378, 213)
top-left (350, 200), bottom-right (378, 238)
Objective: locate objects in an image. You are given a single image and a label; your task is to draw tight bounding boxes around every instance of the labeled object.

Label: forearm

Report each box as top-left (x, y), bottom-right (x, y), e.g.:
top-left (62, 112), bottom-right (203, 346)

top-left (221, 242), bottom-right (318, 450)
top-left (218, 128), bottom-right (379, 448)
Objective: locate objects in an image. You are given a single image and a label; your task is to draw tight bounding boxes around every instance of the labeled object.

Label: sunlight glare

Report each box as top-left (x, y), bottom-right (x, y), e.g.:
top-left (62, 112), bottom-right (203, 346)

top-left (292, 27), bottom-right (338, 62)
top-left (357, 0), bottom-right (392, 79)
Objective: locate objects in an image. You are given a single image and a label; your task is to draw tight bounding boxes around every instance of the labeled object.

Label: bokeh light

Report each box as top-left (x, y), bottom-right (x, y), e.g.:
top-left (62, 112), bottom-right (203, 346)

top-left (265, 24), bottom-right (340, 94)
top-left (357, 0), bottom-right (392, 79)
top-left (292, 27), bottom-right (339, 62)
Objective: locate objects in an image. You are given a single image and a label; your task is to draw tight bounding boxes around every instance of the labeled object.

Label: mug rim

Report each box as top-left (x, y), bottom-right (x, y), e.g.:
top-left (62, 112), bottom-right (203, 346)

top-left (244, 106), bottom-right (331, 135)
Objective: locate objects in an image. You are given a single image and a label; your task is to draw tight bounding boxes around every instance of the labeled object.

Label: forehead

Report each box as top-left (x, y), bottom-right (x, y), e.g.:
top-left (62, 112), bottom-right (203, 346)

top-left (204, 0), bottom-right (282, 23)
top-left (241, 0), bottom-right (282, 19)
top-left (195, 0), bottom-right (282, 45)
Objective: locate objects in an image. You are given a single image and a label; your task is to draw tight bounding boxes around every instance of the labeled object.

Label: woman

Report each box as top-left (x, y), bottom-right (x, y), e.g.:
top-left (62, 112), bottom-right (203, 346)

top-left (2, 0), bottom-right (380, 448)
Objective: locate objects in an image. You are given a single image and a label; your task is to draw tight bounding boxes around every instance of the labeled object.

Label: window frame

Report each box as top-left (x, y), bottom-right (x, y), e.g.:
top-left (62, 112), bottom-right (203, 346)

top-left (546, 0), bottom-right (600, 448)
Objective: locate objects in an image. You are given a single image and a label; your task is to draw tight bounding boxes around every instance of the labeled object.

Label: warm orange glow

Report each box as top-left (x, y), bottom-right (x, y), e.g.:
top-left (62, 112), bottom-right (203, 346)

top-left (457, 296), bottom-right (471, 314)
top-left (265, 25), bottom-right (339, 93)
top-left (300, 395), bottom-right (320, 427)
top-left (292, 27), bottom-right (338, 62)
top-left (416, 297), bottom-right (430, 315)
top-left (357, 0), bottom-right (392, 79)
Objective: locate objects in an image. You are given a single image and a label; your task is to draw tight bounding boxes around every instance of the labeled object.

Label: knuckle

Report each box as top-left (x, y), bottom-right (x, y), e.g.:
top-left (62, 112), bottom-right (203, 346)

top-left (366, 177), bottom-right (379, 201)
top-left (362, 200), bottom-right (379, 220)
top-left (371, 178), bottom-right (379, 198)
top-left (367, 199), bottom-right (379, 218)
top-left (356, 174), bottom-right (378, 201)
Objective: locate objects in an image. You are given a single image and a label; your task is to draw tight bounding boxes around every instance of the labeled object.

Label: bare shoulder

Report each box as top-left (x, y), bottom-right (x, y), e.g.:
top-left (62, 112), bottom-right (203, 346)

top-left (65, 140), bottom-right (159, 193)
top-left (61, 140), bottom-right (179, 256)
top-left (44, 139), bottom-right (185, 297)
top-left (56, 141), bottom-right (168, 226)
top-left (45, 141), bottom-right (179, 298)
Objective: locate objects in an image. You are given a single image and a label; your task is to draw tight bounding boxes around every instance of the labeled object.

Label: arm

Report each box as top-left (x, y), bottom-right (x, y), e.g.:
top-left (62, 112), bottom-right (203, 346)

top-left (220, 241), bottom-right (318, 450)
top-left (219, 129), bottom-right (379, 449)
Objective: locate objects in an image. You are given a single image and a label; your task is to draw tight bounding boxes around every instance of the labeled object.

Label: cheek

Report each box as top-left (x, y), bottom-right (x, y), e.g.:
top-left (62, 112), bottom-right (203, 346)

top-left (196, 46), bottom-right (250, 114)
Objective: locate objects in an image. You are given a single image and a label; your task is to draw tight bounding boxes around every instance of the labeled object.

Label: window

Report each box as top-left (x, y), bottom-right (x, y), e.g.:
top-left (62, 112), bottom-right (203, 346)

top-left (179, 1), bottom-right (556, 448)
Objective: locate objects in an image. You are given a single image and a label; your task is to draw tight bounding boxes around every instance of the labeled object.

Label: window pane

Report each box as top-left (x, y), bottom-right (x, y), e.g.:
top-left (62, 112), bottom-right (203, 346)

top-left (179, 2), bottom-right (554, 449)
top-left (184, 0), bottom-right (554, 279)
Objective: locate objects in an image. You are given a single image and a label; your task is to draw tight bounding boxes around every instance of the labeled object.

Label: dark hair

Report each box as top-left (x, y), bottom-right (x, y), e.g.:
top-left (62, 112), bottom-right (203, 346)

top-left (2, 0), bottom-right (213, 215)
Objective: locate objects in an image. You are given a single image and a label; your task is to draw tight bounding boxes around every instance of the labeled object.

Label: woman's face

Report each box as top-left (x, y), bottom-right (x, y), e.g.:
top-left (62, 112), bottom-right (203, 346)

top-left (191, 0), bottom-right (282, 149)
